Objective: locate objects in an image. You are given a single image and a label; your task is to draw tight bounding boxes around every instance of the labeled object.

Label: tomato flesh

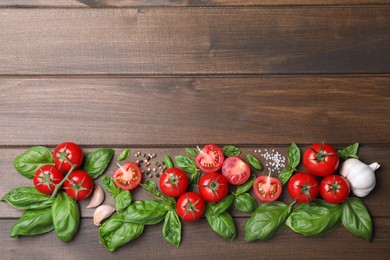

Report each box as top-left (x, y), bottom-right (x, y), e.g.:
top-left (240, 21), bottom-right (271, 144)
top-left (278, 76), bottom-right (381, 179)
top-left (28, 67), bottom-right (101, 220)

top-left (196, 144), bottom-right (224, 173)
top-left (221, 156), bottom-right (250, 185)
top-left (198, 172), bottom-right (229, 202)
top-left (113, 162), bottom-right (142, 190)
top-left (159, 168), bottom-right (189, 198)
top-left (287, 172), bottom-right (319, 203)
top-left (303, 143), bottom-right (339, 177)
top-left (33, 165), bottom-right (64, 195)
top-left (253, 175), bottom-right (282, 202)
top-left (63, 170), bottom-right (94, 200)
top-left (320, 175), bottom-right (350, 204)
top-left (53, 142), bottom-right (83, 172)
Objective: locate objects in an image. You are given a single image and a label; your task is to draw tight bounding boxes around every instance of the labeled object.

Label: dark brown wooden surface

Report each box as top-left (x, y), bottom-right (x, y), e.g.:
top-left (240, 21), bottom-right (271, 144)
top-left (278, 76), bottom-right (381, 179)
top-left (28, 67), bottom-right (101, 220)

top-left (0, 1), bottom-right (389, 259)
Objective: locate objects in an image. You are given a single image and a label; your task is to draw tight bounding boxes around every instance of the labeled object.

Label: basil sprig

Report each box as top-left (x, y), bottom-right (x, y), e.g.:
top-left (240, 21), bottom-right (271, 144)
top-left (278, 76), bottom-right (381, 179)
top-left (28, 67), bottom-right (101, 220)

top-left (14, 146), bottom-right (54, 179)
top-left (278, 143), bottom-right (300, 185)
top-left (83, 148), bottom-right (114, 179)
top-left (101, 176), bottom-right (132, 212)
top-left (341, 197), bottom-right (372, 241)
top-left (338, 143), bottom-right (359, 160)
top-left (232, 176), bottom-right (256, 213)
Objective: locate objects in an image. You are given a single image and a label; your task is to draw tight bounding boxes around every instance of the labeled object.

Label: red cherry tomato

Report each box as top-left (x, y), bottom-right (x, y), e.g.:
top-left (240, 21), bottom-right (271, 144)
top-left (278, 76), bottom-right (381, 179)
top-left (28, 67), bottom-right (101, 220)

top-left (198, 172), bottom-right (229, 203)
top-left (113, 162), bottom-right (142, 190)
top-left (287, 172), bottom-right (319, 203)
top-left (176, 192), bottom-right (205, 222)
top-left (253, 175), bottom-right (282, 202)
top-left (320, 175), bottom-right (350, 204)
top-left (63, 170), bottom-right (93, 200)
top-left (303, 143), bottom-right (339, 177)
top-left (159, 167), bottom-right (189, 198)
top-left (221, 156), bottom-right (250, 185)
top-left (195, 144), bottom-right (224, 173)
top-left (53, 142), bottom-right (83, 172)
top-left (33, 165), bottom-right (64, 195)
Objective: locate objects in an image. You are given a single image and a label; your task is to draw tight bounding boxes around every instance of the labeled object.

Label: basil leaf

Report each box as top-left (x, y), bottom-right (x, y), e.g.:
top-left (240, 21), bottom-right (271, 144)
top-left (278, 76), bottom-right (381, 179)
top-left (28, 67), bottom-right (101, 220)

top-left (2, 187), bottom-right (54, 210)
top-left (10, 208), bottom-right (53, 237)
top-left (278, 167), bottom-right (294, 185)
top-left (213, 194), bottom-right (235, 215)
top-left (52, 192), bottom-right (80, 242)
top-left (163, 210), bottom-right (182, 247)
top-left (115, 190), bottom-right (132, 212)
top-left (235, 175), bottom-right (255, 195)
top-left (185, 148), bottom-right (197, 157)
top-left (222, 145), bottom-right (242, 157)
top-left (14, 146), bottom-right (53, 179)
top-left (175, 155), bottom-right (200, 188)
top-left (286, 199), bottom-right (341, 237)
top-left (338, 143), bottom-right (359, 160)
top-left (205, 204), bottom-right (236, 241)
top-left (83, 148), bottom-right (114, 179)
top-left (99, 213), bottom-right (144, 252)
top-left (141, 180), bottom-right (175, 206)
top-left (246, 154), bottom-right (262, 170)
top-left (123, 200), bottom-right (168, 225)
top-left (287, 143), bottom-right (300, 169)
top-left (245, 201), bottom-right (293, 241)
top-left (117, 148), bottom-right (131, 162)
top-left (233, 193), bottom-right (257, 213)
top-left (164, 154), bottom-right (174, 169)
top-left (101, 176), bottom-right (121, 197)
top-left (341, 197), bottom-right (372, 241)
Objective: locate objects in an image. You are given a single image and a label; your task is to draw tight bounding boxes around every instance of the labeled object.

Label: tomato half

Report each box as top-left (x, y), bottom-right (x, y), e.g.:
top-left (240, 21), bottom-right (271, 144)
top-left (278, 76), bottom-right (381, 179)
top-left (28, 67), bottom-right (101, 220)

top-left (320, 175), bottom-right (350, 204)
top-left (113, 162), bottom-right (142, 190)
top-left (253, 175), bottom-right (282, 202)
top-left (303, 143), bottom-right (339, 177)
top-left (221, 156), bottom-right (250, 185)
top-left (53, 142), bottom-right (83, 172)
top-left (287, 172), bottom-right (319, 203)
top-left (198, 172), bottom-right (229, 202)
top-left (195, 144), bottom-right (224, 173)
top-left (159, 167), bottom-right (189, 198)
top-left (176, 192), bottom-right (205, 222)
top-left (33, 165), bottom-right (64, 195)
top-left (63, 170), bottom-right (94, 200)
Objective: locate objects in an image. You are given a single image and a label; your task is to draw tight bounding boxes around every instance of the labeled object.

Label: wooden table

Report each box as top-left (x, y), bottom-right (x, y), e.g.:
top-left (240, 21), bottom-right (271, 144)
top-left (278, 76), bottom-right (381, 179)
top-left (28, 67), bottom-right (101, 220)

top-left (1, 1), bottom-right (389, 259)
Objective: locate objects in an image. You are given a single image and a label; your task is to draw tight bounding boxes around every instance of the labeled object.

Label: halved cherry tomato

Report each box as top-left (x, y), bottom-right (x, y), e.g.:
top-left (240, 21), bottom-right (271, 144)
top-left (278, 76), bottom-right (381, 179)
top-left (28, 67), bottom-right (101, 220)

top-left (253, 175), bottom-right (282, 202)
top-left (63, 170), bottom-right (93, 200)
top-left (195, 144), bottom-right (224, 173)
top-left (288, 172), bottom-right (319, 203)
top-left (159, 167), bottom-right (189, 198)
top-left (221, 156), bottom-right (250, 185)
top-left (198, 172), bottom-right (229, 202)
top-left (320, 175), bottom-right (350, 204)
top-left (53, 142), bottom-right (83, 172)
top-left (303, 143), bottom-right (339, 177)
top-left (176, 192), bottom-right (205, 222)
top-left (33, 165), bottom-right (64, 195)
top-left (113, 162), bottom-right (142, 190)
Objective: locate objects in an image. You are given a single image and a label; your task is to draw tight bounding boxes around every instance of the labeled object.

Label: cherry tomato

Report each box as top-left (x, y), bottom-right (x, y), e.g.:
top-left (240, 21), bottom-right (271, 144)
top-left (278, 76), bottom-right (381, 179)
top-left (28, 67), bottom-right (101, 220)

top-left (195, 144), bottom-right (224, 173)
top-left (221, 156), bottom-right (250, 185)
top-left (113, 162), bottom-right (142, 190)
top-left (176, 192), bottom-right (205, 222)
top-left (287, 172), bottom-right (319, 203)
top-left (320, 175), bottom-right (350, 204)
top-left (253, 175), bottom-right (282, 202)
top-left (63, 170), bottom-right (93, 200)
top-left (33, 165), bottom-right (64, 195)
top-left (53, 142), bottom-right (83, 172)
top-left (198, 172), bottom-right (229, 202)
top-left (303, 143), bottom-right (339, 177)
top-left (159, 168), bottom-right (189, 198)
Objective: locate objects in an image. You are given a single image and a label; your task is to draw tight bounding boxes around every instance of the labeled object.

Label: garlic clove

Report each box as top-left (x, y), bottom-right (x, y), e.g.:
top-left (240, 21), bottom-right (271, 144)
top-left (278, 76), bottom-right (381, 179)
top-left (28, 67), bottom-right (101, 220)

top-left (87, 186), bottom-right (105, 209)
top-left (94, 204), bottom-right (116, 226)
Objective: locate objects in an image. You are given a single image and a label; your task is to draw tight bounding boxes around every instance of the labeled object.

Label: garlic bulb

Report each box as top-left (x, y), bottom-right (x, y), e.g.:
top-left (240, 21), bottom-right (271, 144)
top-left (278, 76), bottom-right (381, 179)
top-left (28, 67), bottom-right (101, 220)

top-left (87, 186), bottom-right (105, 208)
top-left (94, 205), bottom-right (116, 226)
top-left (340, 158), bottom-right (380, 197)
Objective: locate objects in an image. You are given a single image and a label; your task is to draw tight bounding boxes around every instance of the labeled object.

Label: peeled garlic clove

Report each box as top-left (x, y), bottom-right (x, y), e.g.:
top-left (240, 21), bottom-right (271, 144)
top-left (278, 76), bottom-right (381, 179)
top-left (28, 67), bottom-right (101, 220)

top-left (87, 186), bottom-right (105, 209)
top-left (94, 204), bottom-right (116, 226)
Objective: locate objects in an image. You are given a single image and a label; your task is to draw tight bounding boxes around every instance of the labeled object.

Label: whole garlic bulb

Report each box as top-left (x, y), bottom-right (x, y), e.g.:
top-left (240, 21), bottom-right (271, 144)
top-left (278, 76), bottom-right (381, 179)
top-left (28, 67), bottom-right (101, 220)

top-left (340, 158), bottom-right (380, 197)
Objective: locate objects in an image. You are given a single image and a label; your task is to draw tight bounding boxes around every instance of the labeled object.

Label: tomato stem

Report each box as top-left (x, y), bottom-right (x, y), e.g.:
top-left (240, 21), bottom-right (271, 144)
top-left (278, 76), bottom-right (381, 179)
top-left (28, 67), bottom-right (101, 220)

top-left (50, 163), bottom-right (77, 199)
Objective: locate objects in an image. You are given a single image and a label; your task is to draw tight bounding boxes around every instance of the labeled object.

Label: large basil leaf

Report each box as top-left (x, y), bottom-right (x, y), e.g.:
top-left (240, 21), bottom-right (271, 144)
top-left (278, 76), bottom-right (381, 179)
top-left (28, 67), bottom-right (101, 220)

top-left (245, 201), bottom-right (293, 241)
top-left (2, 187), bottom-right (54, 210)
top-left (83, 148), bottom-right (114, 179)
top-left (213, 194), bottom-right (234, 215)
top-left (222, 145), bottom-right (241, 157)
top-left (286, 199), bottom-right (341, 237)
top-left (341, 197), bottom-right (372, 241)
top-left (101, 176), bottom-right (121, 197)
top-left (99, 213), bottom-right (144, 252)
top-left (205, 204), bottom-right (236, 241)
top-left (52, 192), bottom-right (80, 242)
top-left (10, 208), bottom-right (53, 237)
top-left (123, 200), bottom-right (168, 225)
top-left (175, 155), bottom-right (200, 188)
top-left (338, 143), bottom-right (359, 160)
top-left (233, 193), bottom-right (257, 213)
top-left (115, 190), bottom-right (132, 212)
top-left (163, 210), bottom-right (182, 247)
top-left (14, 146), bottom-right (53, 179)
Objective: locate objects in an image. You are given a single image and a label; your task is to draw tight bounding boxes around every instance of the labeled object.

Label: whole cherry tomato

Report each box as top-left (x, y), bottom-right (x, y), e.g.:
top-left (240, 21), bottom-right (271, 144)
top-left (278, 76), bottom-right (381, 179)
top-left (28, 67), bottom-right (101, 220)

top-left (53, 142), bottom-right (83, 172)
top-left (159, 167), bottom-right (189, 198)
top-left (288, 172), bottom-right (319, 203)
top-left (195, 144), bottom-right (224, 173)
top-left (320, 175), bottom-right (350, 204)
top-left (33, 165), bottom-right (64, 195)
top-left (176, 192), bottom-right (205, 222)
top-left (198, 172), bottom-right (229, 203)
top-left (303, 143), bottom-right (339, 177)
top-left (63, 170), bottom-right (94, 200)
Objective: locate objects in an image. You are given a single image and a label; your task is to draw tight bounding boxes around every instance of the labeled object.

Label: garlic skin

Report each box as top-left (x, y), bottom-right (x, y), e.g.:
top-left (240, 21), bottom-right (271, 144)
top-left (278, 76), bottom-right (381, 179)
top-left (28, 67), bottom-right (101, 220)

top-left (87, 186), bottom-right (105, 208)
top-left (94, 205), bottom-right (116, 226)
top-left (340, 158), bottom-right (380, 197)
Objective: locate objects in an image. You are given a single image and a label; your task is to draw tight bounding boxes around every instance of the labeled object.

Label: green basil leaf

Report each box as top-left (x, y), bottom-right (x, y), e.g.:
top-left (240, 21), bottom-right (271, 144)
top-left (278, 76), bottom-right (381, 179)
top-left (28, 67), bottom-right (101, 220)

top-left (10, 208), bottom-right (53, 237)
top-left (205, 204), bottom-right (236, 241)
top-left (235, 175), bottom-right (255, 195)
top-left (123, 200), bottom-right (168, 225)
top-left (278, 167), bottom-right (294, 185)
top-left (213, 194), bottom-right (235, 215)
top-left (185, 148), bottom-right (197, 157)
top-left (52, 192), bottom-right (80, 242)
top-left (246, 154), bottom-right (262, 170)
top-left (14, 146), bottom-right (53, 179)
top-left (233, 193), bottom-right (257, 213)
top-left (338, 143), bottom-right (359, 160)
top-left (164, 154), bottom-right (174, 169)
top-left (222, 145), bottom-right (242, 157)
top-left (175, 155), bottom-right (200, 188)
top-left (115, 190), bottom-right (132, 212)
top-left (99, 213), bottom-right (144, 252)
top-left (341, 197), bottom-right (372, 241)
top-left (163, 210), bottom-right (182, 247)
top-left (245, 201), bottom-right (293, 241)
top-left (101, 176), bottom-right (121, 197)
top-left (287, 143), bottom-right (300, 169)
top-left (2, 187), bottom-right (54, 210)
top-left (117, 148), bottom-right (131, 162)
top-left (83, 148), bottom-right (114, 179)
top-left (286, 199), bottom-right (341, 237)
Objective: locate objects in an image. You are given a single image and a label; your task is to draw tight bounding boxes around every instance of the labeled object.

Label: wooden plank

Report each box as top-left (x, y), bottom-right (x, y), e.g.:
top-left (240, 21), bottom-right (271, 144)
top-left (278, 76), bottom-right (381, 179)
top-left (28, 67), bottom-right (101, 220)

top-left (0, 8), bottom-right (389, 75)
top-left (0, 77), bottom-right (389, 146)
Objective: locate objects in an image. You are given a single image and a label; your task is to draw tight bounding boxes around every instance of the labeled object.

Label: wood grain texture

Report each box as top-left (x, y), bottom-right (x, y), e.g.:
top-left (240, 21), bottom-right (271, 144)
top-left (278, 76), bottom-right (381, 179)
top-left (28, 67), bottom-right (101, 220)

top-left (0, 8), bottom-right (389, 75)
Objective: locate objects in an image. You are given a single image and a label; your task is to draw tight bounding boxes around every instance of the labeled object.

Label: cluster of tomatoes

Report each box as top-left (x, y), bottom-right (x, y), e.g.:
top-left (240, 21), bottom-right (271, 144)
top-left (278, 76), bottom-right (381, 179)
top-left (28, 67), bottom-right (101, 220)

top-left (33, 142), bottom-right (94, 200)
